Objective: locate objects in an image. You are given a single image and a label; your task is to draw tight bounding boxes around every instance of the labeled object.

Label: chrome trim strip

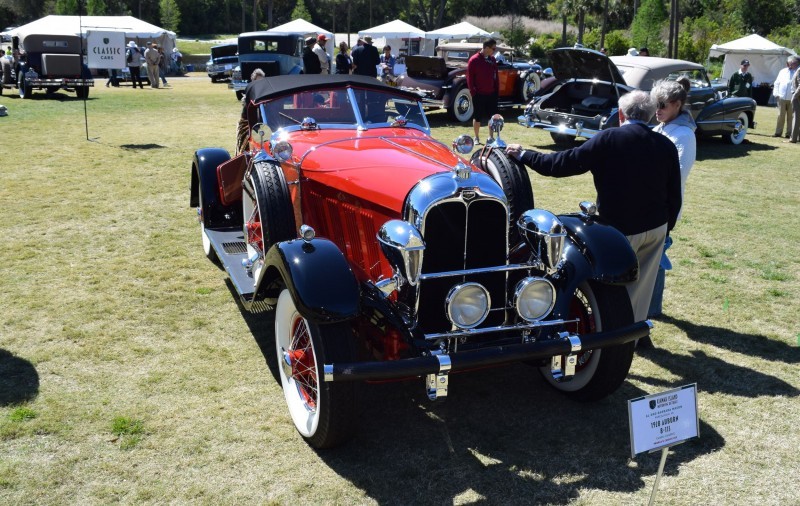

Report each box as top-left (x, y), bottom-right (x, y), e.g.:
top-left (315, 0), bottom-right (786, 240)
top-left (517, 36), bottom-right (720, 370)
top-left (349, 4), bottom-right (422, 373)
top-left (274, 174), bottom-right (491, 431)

top-left (420, 262), bottom-right (536, 280)
top-left (424, 318), bottom-right (576, 341)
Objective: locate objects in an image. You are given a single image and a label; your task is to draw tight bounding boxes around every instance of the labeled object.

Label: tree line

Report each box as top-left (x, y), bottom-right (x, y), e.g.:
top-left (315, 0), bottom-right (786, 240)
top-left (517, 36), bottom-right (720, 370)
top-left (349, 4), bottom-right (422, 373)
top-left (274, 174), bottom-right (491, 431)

top-left (2, 0), bottom-right (799, 64)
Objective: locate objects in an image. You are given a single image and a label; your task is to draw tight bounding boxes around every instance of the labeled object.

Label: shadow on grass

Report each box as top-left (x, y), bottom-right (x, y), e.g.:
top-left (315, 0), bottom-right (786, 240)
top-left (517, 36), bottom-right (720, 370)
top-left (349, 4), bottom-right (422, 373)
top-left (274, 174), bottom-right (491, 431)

top-left (659, 314), bottom-right (800, 365)
top-left (694, 135), bottom-right (778, 161)
top-left (317, 367), bottom-right (724, 505)
top-left (120, 143), bottom-right (166, 150)
top-left (222, 277), bottom-right (725, 503)
top-left (0, 349), bottom-right (39, 406)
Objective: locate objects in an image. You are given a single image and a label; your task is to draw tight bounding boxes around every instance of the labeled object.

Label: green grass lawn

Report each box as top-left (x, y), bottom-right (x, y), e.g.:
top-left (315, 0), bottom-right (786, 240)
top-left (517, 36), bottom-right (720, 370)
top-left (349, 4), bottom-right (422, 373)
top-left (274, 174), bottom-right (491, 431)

top-left (1, 79), bottom-right (798, 505)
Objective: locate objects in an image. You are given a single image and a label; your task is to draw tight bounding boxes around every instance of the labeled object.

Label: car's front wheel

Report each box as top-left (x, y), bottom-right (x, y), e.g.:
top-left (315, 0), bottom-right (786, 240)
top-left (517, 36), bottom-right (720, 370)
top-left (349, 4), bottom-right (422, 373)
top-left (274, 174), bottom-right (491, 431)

top-left (726, 112), bottom-right (748, 145)
top-left (539, 281), bottom-right (636, 401)
top-left (275, 289), bottom-right (357, 449)
top-left (448, 86), bottom-right (474, 123)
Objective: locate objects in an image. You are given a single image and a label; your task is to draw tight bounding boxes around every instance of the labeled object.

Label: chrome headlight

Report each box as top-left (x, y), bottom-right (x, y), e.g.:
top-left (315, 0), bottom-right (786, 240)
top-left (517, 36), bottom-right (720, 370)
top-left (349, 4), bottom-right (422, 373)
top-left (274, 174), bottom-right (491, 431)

top-left (514, 277), bottom-right (556, 322)
top-left (452, 134), bottom-right (474, 154)
top-left (518, 209), bottom-right (566, 274)
top-left (377, 220), bottom-right (425, 286)
top-left (446, 283), bottom-right (490, 329)
top-left (272, 140), bottom-right (293, 162)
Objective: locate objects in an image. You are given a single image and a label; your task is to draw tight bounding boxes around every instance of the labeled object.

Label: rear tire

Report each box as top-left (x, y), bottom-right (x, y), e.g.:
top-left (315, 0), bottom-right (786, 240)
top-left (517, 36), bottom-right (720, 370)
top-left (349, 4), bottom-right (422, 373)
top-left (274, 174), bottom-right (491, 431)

top-left (725, 112), bottom-right (748, 145)
top-left (275, 289), bottom-right (357, 448)
top-left (448, 85), bottom-right (474, 123)
top-left (471, 148), bottom-right (534, 245)
top-left (75, 86), bottom-right (89, 99)
top-left (539, 281), bottom-right (636, 401)
top-left (520, 72), bottom-right (541, 103)
top-left (18, 74), bottom-right (30, 99)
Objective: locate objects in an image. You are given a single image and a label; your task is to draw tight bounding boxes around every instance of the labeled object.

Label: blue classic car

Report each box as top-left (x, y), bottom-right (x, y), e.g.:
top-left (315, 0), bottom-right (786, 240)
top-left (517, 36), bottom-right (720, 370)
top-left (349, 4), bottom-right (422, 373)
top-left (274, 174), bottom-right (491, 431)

top-left (206, 43), bottom-right (238, 82)
top-left (229, 31), bottom-right (304, 100)
top-left (519, 48), bottom-right (756, 146)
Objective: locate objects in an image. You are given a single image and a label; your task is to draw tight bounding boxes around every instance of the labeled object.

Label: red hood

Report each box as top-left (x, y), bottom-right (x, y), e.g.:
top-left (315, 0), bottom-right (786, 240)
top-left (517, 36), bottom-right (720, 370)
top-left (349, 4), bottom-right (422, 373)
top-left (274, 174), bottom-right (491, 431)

top-left (286, 129), bottom-right (471, 213)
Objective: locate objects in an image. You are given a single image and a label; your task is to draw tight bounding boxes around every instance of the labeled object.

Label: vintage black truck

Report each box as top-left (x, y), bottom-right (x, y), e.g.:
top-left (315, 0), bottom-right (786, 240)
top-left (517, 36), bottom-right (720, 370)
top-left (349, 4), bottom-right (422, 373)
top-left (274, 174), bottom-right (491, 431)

top-left (15, 33), bottom-right (94, 99)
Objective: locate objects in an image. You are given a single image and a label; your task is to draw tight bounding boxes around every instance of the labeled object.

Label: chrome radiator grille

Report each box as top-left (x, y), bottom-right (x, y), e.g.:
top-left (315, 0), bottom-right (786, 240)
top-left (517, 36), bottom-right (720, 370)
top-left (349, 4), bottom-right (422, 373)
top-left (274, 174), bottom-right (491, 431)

top-left (416, 198), bottom-right (508, 333)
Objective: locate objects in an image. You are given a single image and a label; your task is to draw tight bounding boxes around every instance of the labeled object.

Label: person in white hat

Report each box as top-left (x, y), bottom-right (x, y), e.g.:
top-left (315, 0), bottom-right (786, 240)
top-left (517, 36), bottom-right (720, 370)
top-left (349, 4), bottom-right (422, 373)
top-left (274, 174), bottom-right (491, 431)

top-left (126, 41), bottom-right (144, 89)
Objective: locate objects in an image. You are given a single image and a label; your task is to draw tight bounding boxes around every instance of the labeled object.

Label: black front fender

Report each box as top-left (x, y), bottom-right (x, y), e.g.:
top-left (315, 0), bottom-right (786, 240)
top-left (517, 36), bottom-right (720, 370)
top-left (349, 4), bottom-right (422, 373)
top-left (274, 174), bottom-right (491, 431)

top-left (262, 238), bottom-right (359, 324)
top-left (191, 148), bottom-right (237, 229)
top-left (548, 214), bottom-right (637, 319)
top-left (559, 214), bottom-right (638, 284)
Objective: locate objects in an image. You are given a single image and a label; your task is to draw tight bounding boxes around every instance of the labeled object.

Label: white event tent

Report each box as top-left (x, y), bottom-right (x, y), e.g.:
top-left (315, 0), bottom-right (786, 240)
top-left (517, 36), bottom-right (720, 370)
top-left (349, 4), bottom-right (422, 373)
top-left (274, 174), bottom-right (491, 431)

top-left (10, 15), bottom-right (177, 54)
top-left (426, 21), bottom-right (496, 42)
top-left (709, 34), bottom-right (796, 86)
top-left (269, 19), bottom-right (334, 55)
top-left (358, 19), bottom-right (434, 57)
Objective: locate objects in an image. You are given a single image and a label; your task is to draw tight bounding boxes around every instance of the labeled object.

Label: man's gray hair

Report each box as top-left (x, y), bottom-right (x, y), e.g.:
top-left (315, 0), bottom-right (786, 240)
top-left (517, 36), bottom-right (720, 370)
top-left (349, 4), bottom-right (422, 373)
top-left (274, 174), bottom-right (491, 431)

top-left (788, 55), bottom-right (800, 64)
top-left (618, 90), bottom-right (655, 122)
top-left (250, 68), bottom-right (266, 81)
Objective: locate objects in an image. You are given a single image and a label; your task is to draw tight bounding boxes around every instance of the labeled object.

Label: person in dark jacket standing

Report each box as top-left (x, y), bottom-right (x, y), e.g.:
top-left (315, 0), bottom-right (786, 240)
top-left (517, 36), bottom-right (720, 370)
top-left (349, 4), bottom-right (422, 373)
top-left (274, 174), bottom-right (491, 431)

top-left (352, 35), bottom-right (380, 77)
top-left (302, 37), bottom-right (321, 74)
top-left (466, 39), bottom-right (499, 144)
top-left (335, 41), bottom-right (352, 74)
top-left (506, 90), bottom-right (682, 343)
top-left (728, 59), bottom-right (753, 97)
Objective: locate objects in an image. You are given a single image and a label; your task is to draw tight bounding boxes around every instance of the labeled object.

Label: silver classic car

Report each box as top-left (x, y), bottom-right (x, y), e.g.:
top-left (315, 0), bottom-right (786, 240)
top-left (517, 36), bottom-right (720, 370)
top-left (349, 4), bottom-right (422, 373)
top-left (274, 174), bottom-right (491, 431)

top-left (519, 48), bottom-right (756, 145)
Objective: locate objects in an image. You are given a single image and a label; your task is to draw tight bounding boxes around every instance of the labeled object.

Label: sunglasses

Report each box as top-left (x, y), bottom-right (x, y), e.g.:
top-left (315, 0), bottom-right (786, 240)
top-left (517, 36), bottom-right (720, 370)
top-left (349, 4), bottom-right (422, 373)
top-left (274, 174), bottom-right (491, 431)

top-left (657, 102), bottom-right (669, 109)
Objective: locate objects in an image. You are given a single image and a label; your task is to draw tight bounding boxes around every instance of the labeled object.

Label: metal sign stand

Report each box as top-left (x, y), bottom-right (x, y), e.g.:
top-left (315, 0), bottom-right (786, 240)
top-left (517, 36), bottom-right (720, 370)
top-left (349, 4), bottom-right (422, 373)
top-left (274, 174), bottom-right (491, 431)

top-left (648, 446), bottom-right (669, 506)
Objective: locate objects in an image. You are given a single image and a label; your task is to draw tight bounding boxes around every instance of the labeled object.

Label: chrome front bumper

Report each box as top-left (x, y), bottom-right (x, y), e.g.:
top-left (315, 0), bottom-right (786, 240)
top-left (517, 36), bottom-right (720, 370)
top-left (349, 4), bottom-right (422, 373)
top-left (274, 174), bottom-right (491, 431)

top-left (323, 319), bottom-right (652, 383)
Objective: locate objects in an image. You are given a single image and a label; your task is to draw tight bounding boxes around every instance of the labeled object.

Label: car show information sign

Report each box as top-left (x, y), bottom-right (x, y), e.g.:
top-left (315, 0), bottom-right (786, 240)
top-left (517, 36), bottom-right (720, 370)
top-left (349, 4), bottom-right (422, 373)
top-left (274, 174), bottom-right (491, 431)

top-left (87, 31), bottom-right (126, 69)
top-left (628, 384), bottom-right (699, 457)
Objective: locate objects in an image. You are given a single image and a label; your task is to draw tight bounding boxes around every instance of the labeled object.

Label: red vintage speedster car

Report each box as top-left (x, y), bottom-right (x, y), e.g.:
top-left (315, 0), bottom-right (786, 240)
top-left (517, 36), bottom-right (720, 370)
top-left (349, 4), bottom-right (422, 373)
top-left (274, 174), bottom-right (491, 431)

top-left (190, 75), bottom-right (651, 448)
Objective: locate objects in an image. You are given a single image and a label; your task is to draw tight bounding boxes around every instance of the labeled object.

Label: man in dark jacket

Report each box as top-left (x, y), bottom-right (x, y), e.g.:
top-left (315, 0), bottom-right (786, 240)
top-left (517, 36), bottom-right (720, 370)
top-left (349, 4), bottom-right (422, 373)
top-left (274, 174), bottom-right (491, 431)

top-left (302, 37), bottom-right (321, 74)
top-left (728, 59), bottom-right (753, 97)
top-left (466, 39), bottom-right (499, 144)
top-left (126, 41), bottom-right (144, 89)
top-left (352, 35), bottom-right (380, 77)
top-left (506, 90), bottom-right (681, 337)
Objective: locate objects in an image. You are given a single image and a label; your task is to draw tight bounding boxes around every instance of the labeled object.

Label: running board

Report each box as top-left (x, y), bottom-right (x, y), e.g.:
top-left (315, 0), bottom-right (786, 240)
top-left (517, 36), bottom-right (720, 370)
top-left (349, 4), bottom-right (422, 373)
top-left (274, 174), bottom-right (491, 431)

top-left (205, 228), bottom-right (255, 304)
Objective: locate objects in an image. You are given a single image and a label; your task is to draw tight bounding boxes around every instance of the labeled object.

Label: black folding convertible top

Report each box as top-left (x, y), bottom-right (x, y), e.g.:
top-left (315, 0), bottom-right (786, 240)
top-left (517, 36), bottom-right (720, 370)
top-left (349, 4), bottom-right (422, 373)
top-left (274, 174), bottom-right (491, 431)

top-left (244, 74), bottom-right (421, 105)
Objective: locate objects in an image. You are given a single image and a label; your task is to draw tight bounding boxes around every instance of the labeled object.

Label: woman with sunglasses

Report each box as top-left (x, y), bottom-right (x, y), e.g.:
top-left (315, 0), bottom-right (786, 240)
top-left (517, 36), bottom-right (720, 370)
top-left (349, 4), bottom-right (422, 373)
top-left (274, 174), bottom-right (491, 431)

top-left (647, 78), bottom-right (696, 319)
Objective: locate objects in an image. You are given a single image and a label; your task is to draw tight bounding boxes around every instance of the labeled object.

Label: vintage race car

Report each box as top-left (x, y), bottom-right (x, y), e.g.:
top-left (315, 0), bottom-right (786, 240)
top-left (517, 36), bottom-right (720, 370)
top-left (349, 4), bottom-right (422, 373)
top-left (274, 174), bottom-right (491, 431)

top-left (395, 42), bottom-right (542, 122)
top-left (207, 43), bottom-right (238, 82)
top-left (519, 48), bottom-right (757, 146)
top-left (190, 75), bottom-right (651, 448)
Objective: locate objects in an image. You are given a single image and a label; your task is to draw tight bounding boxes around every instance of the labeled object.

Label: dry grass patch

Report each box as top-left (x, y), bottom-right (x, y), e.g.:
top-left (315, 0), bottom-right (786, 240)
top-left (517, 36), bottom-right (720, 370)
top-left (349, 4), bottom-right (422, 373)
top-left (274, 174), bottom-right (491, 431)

top-left (0, 79), bottom-right (798, 504)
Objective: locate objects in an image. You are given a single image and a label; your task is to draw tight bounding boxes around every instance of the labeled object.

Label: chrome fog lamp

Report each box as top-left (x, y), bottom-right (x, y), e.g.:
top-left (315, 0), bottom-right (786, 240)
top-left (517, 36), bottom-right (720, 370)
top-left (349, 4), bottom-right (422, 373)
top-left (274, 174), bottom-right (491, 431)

top-left (272, 140), bottom-right (293, 162)
top-left (446, 283), bottom-right (490, 329)
top-left (452, 134), bottom-right (474, 154)
top-left (377, 220), bottom-right (425, 286)
top-left (514, 277), bottom-right (556, 322)
top-left (518, 209), bottom-right (567, 274)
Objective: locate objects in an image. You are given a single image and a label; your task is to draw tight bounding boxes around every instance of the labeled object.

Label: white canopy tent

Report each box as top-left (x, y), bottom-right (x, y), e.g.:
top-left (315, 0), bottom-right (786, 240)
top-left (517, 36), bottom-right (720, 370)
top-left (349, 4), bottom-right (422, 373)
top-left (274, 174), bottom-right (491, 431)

top-left (709, 34), bottom-right (796, 86)
top-left (10, 15), bottom-right (177, 54)
top-left (358, 19), bottom-right (434, 57)
top-left (425, 21), bottom-right (496, 42)
top-left (269, 19), bottom-right (334, 55)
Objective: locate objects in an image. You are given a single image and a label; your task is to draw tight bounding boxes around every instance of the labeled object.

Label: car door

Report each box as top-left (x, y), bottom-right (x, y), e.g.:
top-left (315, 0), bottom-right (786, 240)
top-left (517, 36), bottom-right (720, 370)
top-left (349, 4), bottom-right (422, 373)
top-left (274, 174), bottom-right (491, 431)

top-left (683, 68), bottom-right (718, 121)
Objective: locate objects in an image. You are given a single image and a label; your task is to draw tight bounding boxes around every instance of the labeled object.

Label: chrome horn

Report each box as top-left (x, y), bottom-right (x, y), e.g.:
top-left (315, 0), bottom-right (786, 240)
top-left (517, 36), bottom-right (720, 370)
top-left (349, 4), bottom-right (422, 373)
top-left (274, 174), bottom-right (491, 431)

top-left (517, 210), bottom-right (566, 274)
top-left (377, 220), bottom-right (425, 287)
